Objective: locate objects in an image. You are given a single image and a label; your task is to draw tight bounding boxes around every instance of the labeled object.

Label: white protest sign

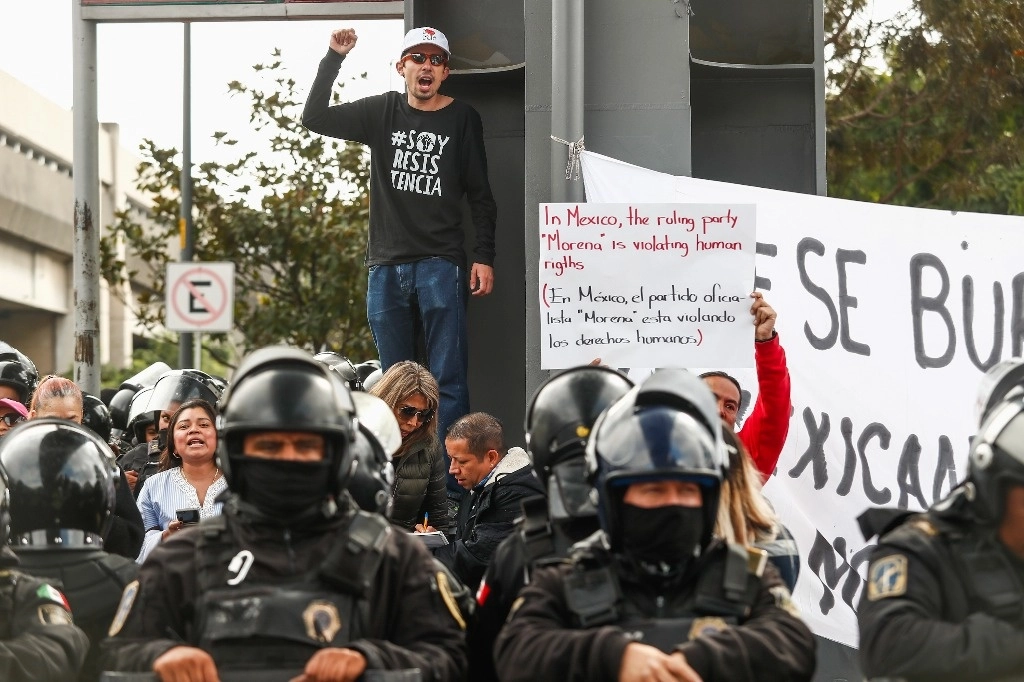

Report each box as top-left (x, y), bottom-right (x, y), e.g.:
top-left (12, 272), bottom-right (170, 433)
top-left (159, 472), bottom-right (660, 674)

top-left (580, 150), bottom-right (1024, 648)
top-left (539, 203), bottom-right (756, 369)
top-left (165, 262), bottom-right (235, 333)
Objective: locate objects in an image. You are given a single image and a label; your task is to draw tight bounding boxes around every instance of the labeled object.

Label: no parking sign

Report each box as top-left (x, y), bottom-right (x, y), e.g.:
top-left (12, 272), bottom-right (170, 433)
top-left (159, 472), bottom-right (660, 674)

top-left (165, 262), bottom-right (235, 333)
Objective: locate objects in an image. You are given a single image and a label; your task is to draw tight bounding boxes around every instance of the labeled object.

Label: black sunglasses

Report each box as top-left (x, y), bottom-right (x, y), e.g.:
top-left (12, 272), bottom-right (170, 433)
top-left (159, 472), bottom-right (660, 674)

top-left (397, 405), bottom-right (435, 423)
top-left (402, 52), bottom-right (448, 67)
top-left (1, 414), bottom-right (25, 427)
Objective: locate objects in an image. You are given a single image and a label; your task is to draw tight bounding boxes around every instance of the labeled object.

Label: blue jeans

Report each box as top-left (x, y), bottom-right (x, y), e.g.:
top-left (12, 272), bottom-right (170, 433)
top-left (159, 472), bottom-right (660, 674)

top-left (367, 259), bottom-right (470, 498)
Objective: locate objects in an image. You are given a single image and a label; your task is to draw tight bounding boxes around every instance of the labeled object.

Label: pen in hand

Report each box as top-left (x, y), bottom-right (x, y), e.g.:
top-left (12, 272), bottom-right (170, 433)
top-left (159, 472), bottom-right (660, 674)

top-left (415, 512), bottom-right (432, 534)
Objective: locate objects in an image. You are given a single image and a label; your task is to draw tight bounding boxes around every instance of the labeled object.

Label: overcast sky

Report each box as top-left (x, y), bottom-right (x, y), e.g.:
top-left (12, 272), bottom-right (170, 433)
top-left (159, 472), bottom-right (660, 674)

top-left (2, 1), bottom-right (404, 162)
top-left (2, 0), bottom-right (910, 164)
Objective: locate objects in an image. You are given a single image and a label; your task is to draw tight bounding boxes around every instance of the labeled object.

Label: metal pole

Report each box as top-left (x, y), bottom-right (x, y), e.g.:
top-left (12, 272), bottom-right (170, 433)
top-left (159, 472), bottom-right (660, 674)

top-left (178, 21), bottom-right (195, 369)
top-left (551, 0), bottom-right (585, 203)
top-left (72, 1), bottom-right (101, 395)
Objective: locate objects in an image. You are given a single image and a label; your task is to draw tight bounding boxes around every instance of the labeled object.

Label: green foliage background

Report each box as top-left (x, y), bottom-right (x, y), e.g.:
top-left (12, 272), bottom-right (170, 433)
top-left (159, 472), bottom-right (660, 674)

top-left (826, 0), bottom-right (1024, 213)
top-left (101, 50), bottom-right (375, 366)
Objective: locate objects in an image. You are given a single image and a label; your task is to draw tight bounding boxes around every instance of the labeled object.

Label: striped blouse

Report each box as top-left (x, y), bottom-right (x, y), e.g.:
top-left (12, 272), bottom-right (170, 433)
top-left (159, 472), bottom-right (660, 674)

top-left (135, 466), bottom-right (228, 564)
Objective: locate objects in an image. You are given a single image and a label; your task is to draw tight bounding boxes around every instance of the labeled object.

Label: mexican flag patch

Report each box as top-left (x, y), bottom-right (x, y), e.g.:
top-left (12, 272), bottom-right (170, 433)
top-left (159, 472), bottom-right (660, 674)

top-left (36, 583), bottom-right (71, 610)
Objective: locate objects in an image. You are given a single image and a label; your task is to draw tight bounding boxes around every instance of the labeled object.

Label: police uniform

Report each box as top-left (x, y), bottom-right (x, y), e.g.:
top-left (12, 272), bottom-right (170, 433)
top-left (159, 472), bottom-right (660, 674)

top-left (469, 496), bottom-right (598, 681)
top-left (16, 549), bottom-right (137, 682)
top-left (494, 533), bottom-right (815, 682)
top-left (858, 504), bottom-right (1024, 681)
top-left (103, 497), bottom-right (468, 679)
top-left (469, 365), bottom-right (634, 681)
top-left (858, 391), bottom-right (1024, 682)
top-left (0, 549), bottom-right (90, 682)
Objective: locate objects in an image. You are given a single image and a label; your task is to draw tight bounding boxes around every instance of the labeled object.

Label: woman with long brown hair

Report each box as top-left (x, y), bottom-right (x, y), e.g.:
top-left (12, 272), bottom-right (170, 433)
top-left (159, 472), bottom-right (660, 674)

top-left (135, 398), bottom-right (226, 563)
top-left (370, 361), bottom-right (450, 532)
top-left (716, 423), bottom-right (800, 589)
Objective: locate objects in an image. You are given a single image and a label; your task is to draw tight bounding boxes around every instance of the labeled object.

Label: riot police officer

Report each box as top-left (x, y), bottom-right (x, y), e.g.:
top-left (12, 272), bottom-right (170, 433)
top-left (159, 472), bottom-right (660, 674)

top-left (858, 392), bottom-right (1024, 681)
top-left (469, 365), bottom-right (633, 680)
top-left (494, 369), bottom-right (815, 682)
top-left (1, 419), bottom-right (138, 682)
top-left (102, 346), bottom-right (467, 681)
top-left (0, 448), bottom-right (90, 681)
top-left (106, 362), bottom-right (171, 449)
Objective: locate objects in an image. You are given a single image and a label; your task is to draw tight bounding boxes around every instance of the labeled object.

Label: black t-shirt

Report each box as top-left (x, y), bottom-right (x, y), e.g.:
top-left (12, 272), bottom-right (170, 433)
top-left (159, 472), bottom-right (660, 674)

top-left (302, 51), bottom-right (498, 269)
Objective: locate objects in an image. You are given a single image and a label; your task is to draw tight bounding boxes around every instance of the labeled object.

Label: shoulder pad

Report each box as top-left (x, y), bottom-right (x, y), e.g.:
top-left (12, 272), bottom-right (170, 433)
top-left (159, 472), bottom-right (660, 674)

top-left (857, 507), bottom-right (915, 541)
top-left (880, 513), bottom-right (942, 544)
top-left (907, 517), bottom-right (939, 537)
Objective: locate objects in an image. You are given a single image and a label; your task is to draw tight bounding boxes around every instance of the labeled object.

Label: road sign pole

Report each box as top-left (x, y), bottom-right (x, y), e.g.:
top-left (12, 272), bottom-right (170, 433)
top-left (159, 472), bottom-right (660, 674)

top-left (178, 21), bottom-right (195, 370)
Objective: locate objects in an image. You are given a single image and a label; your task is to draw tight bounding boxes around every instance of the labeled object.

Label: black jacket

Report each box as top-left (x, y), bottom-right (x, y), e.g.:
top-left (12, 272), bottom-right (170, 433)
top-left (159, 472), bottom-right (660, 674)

top-left (15, 549), bottom-right (138, 682)
top-left (469, 498), bottom-right (599, 682)
top-left (104, 467), bottom-right (144, 561)
top-left (432, 448), bottom-right (545, 591)
top-left (389, 436), bottom-right (450, 532)
top-left (0, 549), bottom-right (90, 682)
top-left (494, 535), bottom-right (816, 682)
top-left (101, 496), bottom-right (467, 681)
top-left (858, 497), bottom-right (1024, 681)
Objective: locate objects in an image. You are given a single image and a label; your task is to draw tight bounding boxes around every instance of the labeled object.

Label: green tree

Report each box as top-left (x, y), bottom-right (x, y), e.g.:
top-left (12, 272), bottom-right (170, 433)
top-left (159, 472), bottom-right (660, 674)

top-left (102, 49), bottom-right (375, 360)
top-left (826, 0), bottom-right (1024, 213)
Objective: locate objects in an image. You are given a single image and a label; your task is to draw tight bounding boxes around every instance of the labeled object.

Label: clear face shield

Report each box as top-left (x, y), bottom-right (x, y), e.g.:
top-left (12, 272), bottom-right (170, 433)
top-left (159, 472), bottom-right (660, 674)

top-left (547, 457), bottom-right (596, 521)
top-left (148, 371), bottom-right (219, 416)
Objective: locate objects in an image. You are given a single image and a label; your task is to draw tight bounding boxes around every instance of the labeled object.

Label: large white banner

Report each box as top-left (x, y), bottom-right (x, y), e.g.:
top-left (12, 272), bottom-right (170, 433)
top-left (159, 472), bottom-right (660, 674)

top-left (581, 150), bottom-right (1024, 647)
top-left (538, 203), bottom-right (756, 369)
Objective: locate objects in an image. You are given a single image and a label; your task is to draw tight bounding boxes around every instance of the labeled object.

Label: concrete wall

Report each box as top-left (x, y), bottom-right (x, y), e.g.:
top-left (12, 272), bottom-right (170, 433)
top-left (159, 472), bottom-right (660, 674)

top-left (0, 69), bottom-right (149, 374)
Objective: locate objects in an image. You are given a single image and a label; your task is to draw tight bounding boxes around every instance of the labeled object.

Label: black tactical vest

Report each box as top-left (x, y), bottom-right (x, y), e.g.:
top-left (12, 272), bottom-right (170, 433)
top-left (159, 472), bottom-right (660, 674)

top-left (564, 543), bottom-right (763, 653)
top-left (949, 530), bottom-right (1024, 626)
top-left (191, 512), bottom-right (390, 671)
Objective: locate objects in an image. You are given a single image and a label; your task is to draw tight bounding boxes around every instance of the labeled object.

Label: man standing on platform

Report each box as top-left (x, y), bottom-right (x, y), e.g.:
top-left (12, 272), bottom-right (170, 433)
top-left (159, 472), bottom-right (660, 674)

top-left (303, 26), bottom-right (499, 513)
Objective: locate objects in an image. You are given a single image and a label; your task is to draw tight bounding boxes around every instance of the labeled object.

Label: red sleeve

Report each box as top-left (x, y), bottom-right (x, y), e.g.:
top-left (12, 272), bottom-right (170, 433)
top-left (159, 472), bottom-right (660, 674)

top-left (738, 333), bottom-right (792, 479)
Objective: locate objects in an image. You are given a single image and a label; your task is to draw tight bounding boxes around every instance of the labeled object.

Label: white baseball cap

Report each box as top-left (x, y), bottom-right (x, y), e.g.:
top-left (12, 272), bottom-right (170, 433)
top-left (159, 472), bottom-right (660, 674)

top-left (401, 27), bottom-right (450, 57)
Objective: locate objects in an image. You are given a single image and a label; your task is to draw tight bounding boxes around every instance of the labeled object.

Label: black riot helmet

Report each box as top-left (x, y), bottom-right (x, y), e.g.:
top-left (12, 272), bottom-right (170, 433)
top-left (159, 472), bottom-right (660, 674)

top-left (0, 345), bottom-right (39, 395)
top-left (354, 360), bottom-right (382, 385)
top-left (107, 361), bottom-right (173, 433)
top-left (347, 393), bottom-right (401, 515)
top-left (0, 419), bottom-right (118, 549)
top-left (966, 395), bottom-right (1024, 525)
top-left (0, 360), bottom-right (37, 406)
top-left (585, 369), bottom-right (726, 554)
top-left (314, 351), bottom-right (363, 392)
top-left (125, 386), bottom-right (156, 446)
top-left (81, 394), bottom-right (113, 444)
top-left (526, 365), bottom-right (635, 480)
top-left (148, 369), bottom-right (223, 417)
top-left (216, 347), bottom-right (358, 502)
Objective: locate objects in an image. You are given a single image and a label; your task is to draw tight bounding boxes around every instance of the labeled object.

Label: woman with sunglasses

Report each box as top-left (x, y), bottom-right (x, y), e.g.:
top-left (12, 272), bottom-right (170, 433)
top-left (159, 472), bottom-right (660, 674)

top-left (370, 361), bottom-right (450, 532)
top-left (0, 397), bottom-right (28, 438)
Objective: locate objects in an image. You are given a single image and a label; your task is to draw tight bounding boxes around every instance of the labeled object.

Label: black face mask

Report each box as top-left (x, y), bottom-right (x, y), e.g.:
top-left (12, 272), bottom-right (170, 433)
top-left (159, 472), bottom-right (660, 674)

top-left (155, 428), bottom-right (168, 455)
top-left (619, 503), bottom-right (705, 568)
top-left (236, 458), bottom-right (332, 520)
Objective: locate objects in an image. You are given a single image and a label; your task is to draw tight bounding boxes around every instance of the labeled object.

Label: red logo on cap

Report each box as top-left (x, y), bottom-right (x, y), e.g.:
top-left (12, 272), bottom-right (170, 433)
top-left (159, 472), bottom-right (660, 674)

top-left (424, 29), bottom-right (435, 39)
